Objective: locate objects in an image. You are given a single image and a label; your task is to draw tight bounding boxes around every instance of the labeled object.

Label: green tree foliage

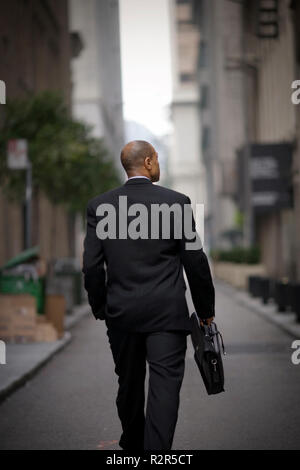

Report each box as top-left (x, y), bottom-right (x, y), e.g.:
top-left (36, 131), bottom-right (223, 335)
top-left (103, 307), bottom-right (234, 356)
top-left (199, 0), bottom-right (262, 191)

top-left (0, 91), bottom-right (121, 215)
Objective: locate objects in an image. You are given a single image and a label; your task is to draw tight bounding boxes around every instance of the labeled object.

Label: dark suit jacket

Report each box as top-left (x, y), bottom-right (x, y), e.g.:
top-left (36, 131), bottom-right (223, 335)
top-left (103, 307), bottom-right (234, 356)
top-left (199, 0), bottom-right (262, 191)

top-left (82, 177), bottom-right (215, 334)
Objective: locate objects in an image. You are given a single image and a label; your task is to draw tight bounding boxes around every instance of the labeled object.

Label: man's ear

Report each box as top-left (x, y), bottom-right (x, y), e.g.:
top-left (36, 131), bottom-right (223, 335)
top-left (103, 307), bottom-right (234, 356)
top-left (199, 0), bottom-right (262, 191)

top-left (144, 156), bottom-right (152, 169)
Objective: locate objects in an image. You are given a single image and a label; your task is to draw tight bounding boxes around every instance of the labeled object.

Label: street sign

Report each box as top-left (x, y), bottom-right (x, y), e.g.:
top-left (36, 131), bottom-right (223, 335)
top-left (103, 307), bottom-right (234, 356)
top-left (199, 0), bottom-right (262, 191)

top-left (237, 143), bottom-right (293, 213)
top-left (0, 80), bottom-right (5, 104)
top-left (250, 143), bottom-right (293, 212)
top-left (7, 139), bottom-right (29, 169)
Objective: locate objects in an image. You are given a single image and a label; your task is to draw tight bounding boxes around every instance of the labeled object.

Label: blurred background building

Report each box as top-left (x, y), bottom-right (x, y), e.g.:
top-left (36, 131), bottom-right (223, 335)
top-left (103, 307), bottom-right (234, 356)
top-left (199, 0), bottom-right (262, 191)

top-left (169, 0), bottom-right (208, 243)
top-left (1, 0), bottom-right (300, 283)
top-left (239, 0), bottom-right (296, 280)
top-left (186, 0), bottom-right (300, 282)
top-left (0, 0), bottom-right (125, 266)
top-left (192, 0), bottom-right (245, 251)
top-left (70, 0), bottom-right (124, 172)
top-left (0, 0), bottom-right (125, 341)
top-left (292, 0), bottom-right (300, 281)
top-left (0, 0), bottom-right (73, 265)
top-left (69, 0), bottom-right (124, 258)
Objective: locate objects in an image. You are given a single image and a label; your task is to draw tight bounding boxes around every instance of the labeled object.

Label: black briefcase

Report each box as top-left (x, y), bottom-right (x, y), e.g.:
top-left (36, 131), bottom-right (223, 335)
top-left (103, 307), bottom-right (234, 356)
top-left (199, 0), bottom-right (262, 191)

top-left (190, 312), bottom-right (226, 395)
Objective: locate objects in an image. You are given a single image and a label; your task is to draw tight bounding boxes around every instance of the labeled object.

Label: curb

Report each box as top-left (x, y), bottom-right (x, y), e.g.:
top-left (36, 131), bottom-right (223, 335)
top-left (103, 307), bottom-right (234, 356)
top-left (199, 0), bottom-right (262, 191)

top-left (217, 280), bottom-right (300, 338)
top-left (0, 332), bottom-right (72, 403)
top-left (0, 304), bottom-right (90, 403)
top-left (65, 303), bottom-right (90, 330)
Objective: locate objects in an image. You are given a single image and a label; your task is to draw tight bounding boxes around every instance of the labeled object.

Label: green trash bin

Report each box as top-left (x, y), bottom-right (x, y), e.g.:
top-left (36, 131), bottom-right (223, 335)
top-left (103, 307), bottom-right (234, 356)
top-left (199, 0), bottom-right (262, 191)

top-left (0, 246), bottom-right (45, 314)
top-left (0, 275), bottom-right (45, 313)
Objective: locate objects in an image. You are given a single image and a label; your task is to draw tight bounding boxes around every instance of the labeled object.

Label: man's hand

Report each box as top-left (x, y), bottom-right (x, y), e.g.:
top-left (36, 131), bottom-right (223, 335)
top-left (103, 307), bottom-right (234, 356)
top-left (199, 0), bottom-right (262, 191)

top-left (96, 304), bottom-right (107, 320)
top-left (200, 316), bottom-right (214, 327)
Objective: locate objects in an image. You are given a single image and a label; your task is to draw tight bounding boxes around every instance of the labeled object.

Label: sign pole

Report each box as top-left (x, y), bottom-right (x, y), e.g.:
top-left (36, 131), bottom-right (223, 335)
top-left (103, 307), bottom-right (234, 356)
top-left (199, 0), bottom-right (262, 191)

top-left (7, 139), bottom-right (31, 249)
top-left (25, 161), bottom-right (32, 249)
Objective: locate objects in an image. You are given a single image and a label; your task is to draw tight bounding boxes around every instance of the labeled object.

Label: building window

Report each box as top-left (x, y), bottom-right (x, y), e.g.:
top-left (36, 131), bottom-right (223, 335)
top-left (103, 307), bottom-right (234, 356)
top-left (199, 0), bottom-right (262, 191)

top-left (179, 72), bottom-right (196, 83)
top-left (178, 19), bottom-right (194, 25)
top-left (256, 0), bottom-right (279, 39)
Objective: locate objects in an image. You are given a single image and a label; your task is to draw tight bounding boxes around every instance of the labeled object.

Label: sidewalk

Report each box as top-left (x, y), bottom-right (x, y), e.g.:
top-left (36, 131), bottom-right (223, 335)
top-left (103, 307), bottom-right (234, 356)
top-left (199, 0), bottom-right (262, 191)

top-left (0, 303), bottom-right (90, 402)
top-left (217, 279), bottom-right (300, 338)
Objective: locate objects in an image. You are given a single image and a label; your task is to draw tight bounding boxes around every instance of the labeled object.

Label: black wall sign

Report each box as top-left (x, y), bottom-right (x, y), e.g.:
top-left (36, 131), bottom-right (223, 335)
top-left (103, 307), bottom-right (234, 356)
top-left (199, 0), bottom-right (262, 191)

top-left (237, 143), bottom-right (293, 213)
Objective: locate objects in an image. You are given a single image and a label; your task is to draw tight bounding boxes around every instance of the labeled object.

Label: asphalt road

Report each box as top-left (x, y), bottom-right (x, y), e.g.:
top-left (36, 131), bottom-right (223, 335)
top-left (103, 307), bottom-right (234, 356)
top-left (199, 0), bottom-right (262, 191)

top-left (0, 281), bottom-right (299, 450)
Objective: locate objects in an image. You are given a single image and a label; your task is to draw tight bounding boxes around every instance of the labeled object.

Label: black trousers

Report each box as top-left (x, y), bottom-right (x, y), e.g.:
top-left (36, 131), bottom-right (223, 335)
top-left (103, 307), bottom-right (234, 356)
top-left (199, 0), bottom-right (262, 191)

top-left (106, 327), bottom-right (187, 451)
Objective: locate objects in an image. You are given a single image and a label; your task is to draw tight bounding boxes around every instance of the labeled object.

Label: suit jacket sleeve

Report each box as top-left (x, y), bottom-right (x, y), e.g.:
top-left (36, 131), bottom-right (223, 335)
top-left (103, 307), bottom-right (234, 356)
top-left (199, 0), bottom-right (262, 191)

top-left (82, 202), bottom-right (107, 320)
top-left (179, 196), bottom-right (215, 320)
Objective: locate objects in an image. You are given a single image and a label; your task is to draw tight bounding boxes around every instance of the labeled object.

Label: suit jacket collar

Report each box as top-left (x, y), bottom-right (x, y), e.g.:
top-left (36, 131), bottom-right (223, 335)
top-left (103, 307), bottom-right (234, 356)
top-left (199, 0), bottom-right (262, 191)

top-left (124, 178), bottom-right (153, 186)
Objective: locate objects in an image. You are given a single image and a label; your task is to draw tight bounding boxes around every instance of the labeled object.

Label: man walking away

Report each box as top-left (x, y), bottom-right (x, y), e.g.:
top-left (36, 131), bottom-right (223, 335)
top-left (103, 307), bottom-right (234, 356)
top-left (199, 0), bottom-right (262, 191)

top-left (82, 140), bottom-right (215, 450)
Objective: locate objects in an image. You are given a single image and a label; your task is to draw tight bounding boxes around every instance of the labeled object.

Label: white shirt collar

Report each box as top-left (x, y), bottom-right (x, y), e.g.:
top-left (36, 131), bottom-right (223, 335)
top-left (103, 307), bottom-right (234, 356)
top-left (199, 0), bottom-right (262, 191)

top-left (127, 176), bottom-right (151, 181)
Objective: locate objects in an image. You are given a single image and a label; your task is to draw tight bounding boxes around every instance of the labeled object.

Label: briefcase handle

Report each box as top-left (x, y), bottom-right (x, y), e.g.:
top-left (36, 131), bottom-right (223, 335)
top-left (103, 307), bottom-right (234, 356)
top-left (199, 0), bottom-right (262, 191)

top-left (197, 316), bottom-right (227, 356)
top-left (190, 312), bottom-right (226, 355)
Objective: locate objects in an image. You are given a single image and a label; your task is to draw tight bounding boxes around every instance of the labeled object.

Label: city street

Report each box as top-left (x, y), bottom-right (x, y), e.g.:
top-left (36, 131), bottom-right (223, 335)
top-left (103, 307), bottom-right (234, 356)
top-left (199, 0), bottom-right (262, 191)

top-left (0, 281), bottom-right (299, 450)
top-left (1, 0), bottom-right (300, 454)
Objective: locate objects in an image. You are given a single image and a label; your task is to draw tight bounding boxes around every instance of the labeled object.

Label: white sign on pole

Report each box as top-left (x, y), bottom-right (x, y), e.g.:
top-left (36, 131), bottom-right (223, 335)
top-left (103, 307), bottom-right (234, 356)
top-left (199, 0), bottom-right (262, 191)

top-left (0, 340), bottom-right (6, 365)
top-left (0, 80), bottom-right (6, 104)
top-left (7, 139), bottom-right (29, 169)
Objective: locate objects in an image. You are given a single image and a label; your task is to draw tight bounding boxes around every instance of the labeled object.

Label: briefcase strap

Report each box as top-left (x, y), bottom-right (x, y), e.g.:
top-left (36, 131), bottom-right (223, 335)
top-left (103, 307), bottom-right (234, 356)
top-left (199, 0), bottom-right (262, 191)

top-left (217, 331), bottom-right (226, 355)
top-left (209, 327), bottom-right (226, 356)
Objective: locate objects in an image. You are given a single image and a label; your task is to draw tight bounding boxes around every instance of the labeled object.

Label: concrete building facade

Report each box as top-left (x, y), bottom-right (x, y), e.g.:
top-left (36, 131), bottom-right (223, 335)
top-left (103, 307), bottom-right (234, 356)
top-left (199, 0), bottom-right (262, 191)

top-left (193, 0), bottom-right (246, 250)
top-left (291, 0), bottom-right (300, 281)
top-left (168, 0), bottom-right (207, 246)
top-left (192, 0), bottom-right (300, 280)
top-left (69, 0), bottom-right (125, 259)
top-left (70, 0), bottom-right (124, 173)
top-left (241, 0), bottom-right (297, 279)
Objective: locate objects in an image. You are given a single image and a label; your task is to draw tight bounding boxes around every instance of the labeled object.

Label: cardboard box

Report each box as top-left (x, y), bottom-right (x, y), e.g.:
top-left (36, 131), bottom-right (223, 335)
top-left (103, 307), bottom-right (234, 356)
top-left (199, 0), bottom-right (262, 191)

top-left (0, 313), bottom-right (14, 341)
top-left (0, 295), bottom-right (60, 343)
top-left (0, 294), bottom-right (37, 343)
top-left (45, 295), bottom-right (65, 339)
top-left (36, 315), bottom-right (47, 324)
top-left (13, 295), bottom-right (36, 343)
top-left (34, 322), bottom-right (58, 342)
top-left (0, 296), bottom-right (14, 340)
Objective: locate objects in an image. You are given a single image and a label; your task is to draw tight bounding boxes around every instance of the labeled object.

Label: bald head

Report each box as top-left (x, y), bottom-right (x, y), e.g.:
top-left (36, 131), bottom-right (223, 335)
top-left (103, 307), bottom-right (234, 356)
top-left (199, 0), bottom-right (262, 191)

top-left (120, 140), bottom-right (160, 182)
top-left (121, 141), bottom-right (154, 172)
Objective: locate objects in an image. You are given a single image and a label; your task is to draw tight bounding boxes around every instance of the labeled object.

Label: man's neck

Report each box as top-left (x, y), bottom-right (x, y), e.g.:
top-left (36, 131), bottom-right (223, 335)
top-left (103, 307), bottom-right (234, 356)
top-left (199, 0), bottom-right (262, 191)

top-left (127, 175), bottom-right (151, 180)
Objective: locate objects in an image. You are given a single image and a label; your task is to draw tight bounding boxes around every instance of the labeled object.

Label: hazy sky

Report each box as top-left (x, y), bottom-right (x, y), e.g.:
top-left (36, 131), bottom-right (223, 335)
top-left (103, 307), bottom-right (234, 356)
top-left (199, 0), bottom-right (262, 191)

top-left (119, 0), bottom-right (173, 137)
